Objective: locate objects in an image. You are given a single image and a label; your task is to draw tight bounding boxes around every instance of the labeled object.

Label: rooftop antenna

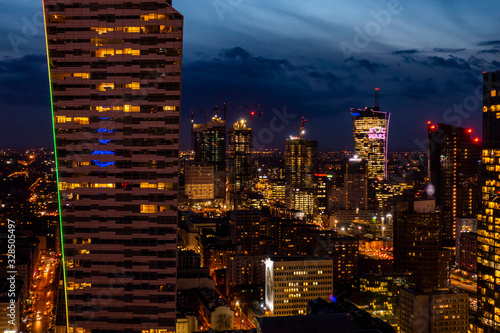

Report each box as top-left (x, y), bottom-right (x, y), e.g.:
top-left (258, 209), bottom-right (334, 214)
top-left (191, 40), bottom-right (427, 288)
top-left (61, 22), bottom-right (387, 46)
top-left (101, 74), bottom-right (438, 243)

top-left (374, 88), bottom-right (380, 111)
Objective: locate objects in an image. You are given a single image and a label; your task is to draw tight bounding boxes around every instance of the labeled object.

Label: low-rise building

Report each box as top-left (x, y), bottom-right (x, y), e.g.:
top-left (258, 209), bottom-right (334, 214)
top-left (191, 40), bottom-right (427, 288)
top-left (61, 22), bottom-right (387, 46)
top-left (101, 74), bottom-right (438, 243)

top-left (399, 289), bottom-right (468, 333)
top-left (265, 256), bottom-right (333, 316)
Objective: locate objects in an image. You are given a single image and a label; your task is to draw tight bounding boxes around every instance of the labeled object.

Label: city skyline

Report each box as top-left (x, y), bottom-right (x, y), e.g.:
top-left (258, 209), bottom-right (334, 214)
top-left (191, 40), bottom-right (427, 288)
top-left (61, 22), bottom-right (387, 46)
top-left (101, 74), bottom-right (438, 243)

top-left (2, 1), bottom-right (500, 332)
top-left (1, 1), bottom-right (500, 149)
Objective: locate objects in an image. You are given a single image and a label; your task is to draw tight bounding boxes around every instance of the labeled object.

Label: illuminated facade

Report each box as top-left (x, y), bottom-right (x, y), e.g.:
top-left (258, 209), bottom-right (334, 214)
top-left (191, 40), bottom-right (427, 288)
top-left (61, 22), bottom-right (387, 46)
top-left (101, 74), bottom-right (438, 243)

top-left (227, 120), bottom-right (252, 210)
top-left (184, 163), bottom-right (214, 200)
top-left (43, 1), bottom-right (182, 332)
top-left (478, 70), bottom-right (500, 332)
top-left (284, 138), bottom-right (317, 216)
top-left (265, 257), bottom-right (333, 316)
top-left (428, 123), bottom-right (481, 245)
top-left (193, 116), bottom-right (226, 198)
top-left (351, 108), bottom-right (390, 181)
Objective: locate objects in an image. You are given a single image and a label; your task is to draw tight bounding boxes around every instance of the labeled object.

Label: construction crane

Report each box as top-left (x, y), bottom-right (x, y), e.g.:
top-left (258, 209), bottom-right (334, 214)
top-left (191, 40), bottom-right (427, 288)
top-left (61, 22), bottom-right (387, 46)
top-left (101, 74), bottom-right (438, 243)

top-left (186, 103), bottom-right (261, 150)
top-left (294, 117), bottom-right (307, 140)
top-left (190, 103), bottom-right (260, 121)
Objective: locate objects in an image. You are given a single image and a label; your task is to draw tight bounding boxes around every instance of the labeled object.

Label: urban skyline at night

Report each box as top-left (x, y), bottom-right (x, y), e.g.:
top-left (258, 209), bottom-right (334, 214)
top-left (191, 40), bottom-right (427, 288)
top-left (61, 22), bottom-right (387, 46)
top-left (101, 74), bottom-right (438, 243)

top-left (1, 1), bottom-right (500, 149)
top-left (2, 1), bottom-right (500, 333)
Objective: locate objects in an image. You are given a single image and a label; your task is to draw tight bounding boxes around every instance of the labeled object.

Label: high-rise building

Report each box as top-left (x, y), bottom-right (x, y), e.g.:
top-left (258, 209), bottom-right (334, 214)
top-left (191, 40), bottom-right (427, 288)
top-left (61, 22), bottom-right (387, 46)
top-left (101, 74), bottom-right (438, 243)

top-left (227, 120), bottom-right (252, 210)
top-left (193, 116), bottom-right (226, 198)
top-left (343, 156), bottom-right (368, 210)
top-left (478, 70), bottom-right (500, 332)
top-left (351, 107), bottom-right (390, 181)
top-left (284, 136), bottom-right (317, 216)
top-left (43, 1), bottom-right (182, 332)
top-left (393, 203), bottom-right (450, 292)
top-left (230, 210), bottom-right (261, 255)
top-left (427, 123), bottom-right (481, 245)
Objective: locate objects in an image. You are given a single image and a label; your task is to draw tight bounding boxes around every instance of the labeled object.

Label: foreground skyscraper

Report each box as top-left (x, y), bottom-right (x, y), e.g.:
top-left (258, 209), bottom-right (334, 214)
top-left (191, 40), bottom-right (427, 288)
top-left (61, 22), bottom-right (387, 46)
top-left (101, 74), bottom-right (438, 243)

top-left (44, 1), bottom-right (183, 332)
top-left (427, 123), bottom-right (481, 246)
top-left (351, 105), bottom-right (390, 181)
top-left (478, 70), bottom-right (500, 332)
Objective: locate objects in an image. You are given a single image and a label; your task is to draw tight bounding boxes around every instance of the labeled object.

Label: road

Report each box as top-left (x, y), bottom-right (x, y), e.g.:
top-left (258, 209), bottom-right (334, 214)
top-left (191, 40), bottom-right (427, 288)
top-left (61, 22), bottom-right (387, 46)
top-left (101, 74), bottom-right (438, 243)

top-left (30, 255), bottom-right (58, 333)
top-left (451, 278), bottom-right (477, 294)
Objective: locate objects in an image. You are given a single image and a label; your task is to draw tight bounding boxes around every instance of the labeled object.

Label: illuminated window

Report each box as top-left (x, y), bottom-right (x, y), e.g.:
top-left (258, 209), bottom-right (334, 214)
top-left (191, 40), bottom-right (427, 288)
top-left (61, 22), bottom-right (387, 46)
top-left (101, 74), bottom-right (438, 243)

top-left (96, 49), bottom-right (115, 57)
top-left (125, 82), bottom-right (140, 90)
top-left (492, 90), bottom-right (497, 97)
top-left (140, 182), bottom-right (157, 189)
top-left (73, 117), bottom-right (89, 124)
top-left (56, 116), bottom-right (71, 123)
top-left (158, 182), bottom-right (174, 190)
top-left (140, 13), bottom-right (167, 21)
top-left (90, 183), bottom-right (115, 188)
top-left (51, 73), bottom-right (71, 80)
top-left (164, 106), bottom-right (176, 111)
top-left (73, 73), bottom-right (90, 79)
top-left (97, 83), bottom-right (115, 91)
top-left (124, 104), bottom-right (140, 112)
top-left (141, 205), bottom-right (157, 213)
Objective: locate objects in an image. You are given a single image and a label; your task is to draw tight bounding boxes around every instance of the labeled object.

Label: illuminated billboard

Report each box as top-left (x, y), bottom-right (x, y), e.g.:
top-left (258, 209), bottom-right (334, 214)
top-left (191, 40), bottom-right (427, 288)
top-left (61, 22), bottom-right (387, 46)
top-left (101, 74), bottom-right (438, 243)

top-left (265, 258), bottom-right (274, 312)
top-left (368, 127), bottom-right (386, 140)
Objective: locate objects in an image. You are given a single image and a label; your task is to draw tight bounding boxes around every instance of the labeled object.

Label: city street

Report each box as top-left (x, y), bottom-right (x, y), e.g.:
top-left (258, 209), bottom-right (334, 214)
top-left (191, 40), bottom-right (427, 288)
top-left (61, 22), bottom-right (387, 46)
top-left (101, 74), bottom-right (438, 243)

top-left (30, 254), bottom-right (58, 333)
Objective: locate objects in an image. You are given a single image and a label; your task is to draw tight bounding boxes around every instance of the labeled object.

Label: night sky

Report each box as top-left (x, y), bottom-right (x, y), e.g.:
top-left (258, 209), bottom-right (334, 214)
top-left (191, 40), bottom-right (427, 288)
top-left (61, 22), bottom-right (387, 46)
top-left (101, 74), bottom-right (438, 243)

top-left (1, 0), bottom-right (500, 150)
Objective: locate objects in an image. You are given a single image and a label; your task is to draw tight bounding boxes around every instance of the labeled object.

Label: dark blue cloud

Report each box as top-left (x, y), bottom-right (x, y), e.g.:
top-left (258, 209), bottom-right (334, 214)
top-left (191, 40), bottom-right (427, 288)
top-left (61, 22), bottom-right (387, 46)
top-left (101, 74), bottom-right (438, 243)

top-left (477, 40), bottom-right (500, 46)
top-left (391, 49), bottom-right (419, 55)
top-left (385, 76), bottom-right (437, 99)
top-left (424, 56), bottom-right (471, 70)
top-left (344, 57), bottom-right (387, 73)
top-left (478, 49), bottom-right (500, 54)
top-left (433, 48), bottom-right (466, 53)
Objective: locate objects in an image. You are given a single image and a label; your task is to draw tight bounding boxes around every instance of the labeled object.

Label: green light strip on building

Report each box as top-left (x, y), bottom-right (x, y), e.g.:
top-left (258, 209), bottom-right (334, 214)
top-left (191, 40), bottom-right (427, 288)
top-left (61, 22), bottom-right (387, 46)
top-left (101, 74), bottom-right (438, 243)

top-left (42, 1), bottom-right (70, 330)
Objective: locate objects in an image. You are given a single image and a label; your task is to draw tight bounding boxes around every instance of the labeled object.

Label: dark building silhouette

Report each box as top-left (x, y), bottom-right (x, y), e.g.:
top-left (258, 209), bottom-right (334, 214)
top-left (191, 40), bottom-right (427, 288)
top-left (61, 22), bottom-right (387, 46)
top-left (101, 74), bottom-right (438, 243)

top-left (193, 116), bottom-right (226, 198)
top-left (394, 202), bottom-right (450, 292)
top-left (427, 122), bottom-right (481, 246)
top-left (227, 120), bottom-right (253, 210)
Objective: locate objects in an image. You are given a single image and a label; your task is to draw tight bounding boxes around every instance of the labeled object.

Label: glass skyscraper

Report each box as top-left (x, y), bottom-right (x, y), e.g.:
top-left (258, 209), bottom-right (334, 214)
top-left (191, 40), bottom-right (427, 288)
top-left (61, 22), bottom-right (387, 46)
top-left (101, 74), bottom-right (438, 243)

top-left (351, 107), bottom-right (390, 181)
top-left (43, 1), bottom-right (183, 332)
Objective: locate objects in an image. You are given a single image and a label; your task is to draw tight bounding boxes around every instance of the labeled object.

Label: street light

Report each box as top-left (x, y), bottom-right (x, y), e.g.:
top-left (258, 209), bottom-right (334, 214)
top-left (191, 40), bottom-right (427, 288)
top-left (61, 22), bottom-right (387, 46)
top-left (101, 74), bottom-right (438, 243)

top-left (235, 300), bottom-right (241, 329)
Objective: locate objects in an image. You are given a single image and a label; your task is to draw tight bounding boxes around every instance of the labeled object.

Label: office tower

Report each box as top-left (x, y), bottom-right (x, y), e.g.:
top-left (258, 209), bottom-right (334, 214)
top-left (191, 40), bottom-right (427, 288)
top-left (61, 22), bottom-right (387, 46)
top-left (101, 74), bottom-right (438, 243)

top-left (265, 257), bottom-right (333, 316)
top-left (393, 203), bottom-right (450, 292)
top-left (193, 116), bottom-right (226, 198)
top-left (227, 120), bottom-right (253, 210)
top-left (343, 156), bottom-right (368, 210)
top-left (478, 70), bottom-right (500, 332)
top-left (229, 210), bottom-right (260, 255)
top-left (184, 163), bottom-right (214, 200)
top-left (314, 173), bottom-right (329, 215)
top-left (351, 106), bottom-right (390, 181)
top-left (43, 1), bottom-right (182, 332)
top-left (399, 289), bottom-right (468, 333)
top-left (284, 136), bottom-right (318, 216)
top-left (427, 123), bottom-right (481, 245)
